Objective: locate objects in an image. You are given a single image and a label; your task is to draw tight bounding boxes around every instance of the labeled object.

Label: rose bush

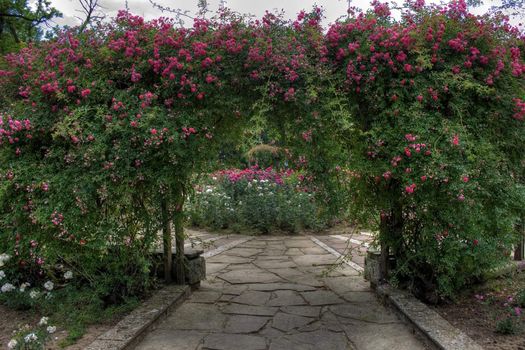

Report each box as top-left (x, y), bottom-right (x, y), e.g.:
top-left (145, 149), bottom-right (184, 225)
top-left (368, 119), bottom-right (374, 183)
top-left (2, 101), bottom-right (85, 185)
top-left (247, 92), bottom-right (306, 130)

top-left (323, 0), bottom-right (525, 300)
top-left (0, 7), bottom-right (331, 341)
top-left (0, 0), bottom-right (521, 327)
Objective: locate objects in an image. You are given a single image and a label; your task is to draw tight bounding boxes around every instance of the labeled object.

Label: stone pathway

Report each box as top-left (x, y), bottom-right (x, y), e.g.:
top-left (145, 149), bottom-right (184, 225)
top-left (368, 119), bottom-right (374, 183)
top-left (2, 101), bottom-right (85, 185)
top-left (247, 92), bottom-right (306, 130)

top-left (136, 235), bottom-right (427, 350)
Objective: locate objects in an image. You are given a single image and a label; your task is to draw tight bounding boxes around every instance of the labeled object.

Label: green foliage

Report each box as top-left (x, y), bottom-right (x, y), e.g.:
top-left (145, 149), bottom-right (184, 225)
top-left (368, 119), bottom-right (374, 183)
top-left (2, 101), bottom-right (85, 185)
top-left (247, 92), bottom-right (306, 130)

top-left (187, 168), bottom-right (325, 233)
top-left (0, 0), bottom-right (61, 54)
top-left (0, 0), bottom-right (523, 325)
top-left (517, 289), bottom-right (525, 308)
top-left (322, 3), bottom-right (525, 300)
top-left (495, 315), bottom-right (520, 334)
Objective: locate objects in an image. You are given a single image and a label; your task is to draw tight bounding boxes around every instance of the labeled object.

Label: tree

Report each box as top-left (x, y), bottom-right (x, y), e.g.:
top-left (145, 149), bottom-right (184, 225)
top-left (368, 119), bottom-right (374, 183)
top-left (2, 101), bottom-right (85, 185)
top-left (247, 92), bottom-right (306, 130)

top-left (0, 0), bottom-right (61, 54)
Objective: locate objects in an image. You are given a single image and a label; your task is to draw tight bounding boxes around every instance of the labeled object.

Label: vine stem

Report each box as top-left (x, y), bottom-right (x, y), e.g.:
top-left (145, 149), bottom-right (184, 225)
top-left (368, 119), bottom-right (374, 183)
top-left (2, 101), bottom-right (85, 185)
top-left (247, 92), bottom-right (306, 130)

top-left (161, 196), bottom-right (172, 283)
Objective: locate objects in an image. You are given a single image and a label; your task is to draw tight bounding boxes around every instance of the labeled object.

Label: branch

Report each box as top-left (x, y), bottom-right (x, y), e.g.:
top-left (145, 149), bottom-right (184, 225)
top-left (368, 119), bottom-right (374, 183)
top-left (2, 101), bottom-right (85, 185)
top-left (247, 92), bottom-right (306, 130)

top-left (0, 12), bottom-right (44, 23)
top-left (77, 0), bottom-right (105, 33)
top-left (148, 0), bottom-right (194, 20)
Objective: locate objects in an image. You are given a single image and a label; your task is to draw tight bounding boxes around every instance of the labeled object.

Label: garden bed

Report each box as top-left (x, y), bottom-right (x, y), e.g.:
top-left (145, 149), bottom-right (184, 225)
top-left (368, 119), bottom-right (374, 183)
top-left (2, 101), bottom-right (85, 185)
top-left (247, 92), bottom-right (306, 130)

top-left (0, 303), bottom-right (125, 349)
top-left (432, 270), bottom-right (525, 350)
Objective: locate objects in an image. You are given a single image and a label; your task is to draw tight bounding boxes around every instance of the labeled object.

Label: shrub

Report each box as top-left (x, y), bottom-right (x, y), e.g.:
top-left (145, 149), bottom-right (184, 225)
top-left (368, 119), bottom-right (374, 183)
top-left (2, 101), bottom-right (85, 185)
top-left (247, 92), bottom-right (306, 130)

top-left (495, 316), bottom-right (518, 335)
top-left (517, 289), bottom-right (525, 308)
top-left (321, 0), bottom-right (525, 300)
top-left (187, 167), bottom-right (324, 233)
top-left (0, 0), bottom-right (522, 312)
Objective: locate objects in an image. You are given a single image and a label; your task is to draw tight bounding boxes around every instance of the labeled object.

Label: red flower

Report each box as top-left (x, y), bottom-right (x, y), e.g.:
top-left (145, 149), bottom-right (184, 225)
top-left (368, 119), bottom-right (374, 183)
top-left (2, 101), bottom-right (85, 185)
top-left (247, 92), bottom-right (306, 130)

top-left (452, 134), bottom-right (460, 146)
top-left (81, 89), bottom-right (91, 98)
top-left (405, 183), bottom-right (416, 194)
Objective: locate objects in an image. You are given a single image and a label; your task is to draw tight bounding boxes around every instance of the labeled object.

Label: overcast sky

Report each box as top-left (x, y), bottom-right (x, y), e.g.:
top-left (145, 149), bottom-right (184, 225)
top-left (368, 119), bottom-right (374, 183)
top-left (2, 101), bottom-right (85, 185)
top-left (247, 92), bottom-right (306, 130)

top-left (46, 0), bottom-right (495, 28)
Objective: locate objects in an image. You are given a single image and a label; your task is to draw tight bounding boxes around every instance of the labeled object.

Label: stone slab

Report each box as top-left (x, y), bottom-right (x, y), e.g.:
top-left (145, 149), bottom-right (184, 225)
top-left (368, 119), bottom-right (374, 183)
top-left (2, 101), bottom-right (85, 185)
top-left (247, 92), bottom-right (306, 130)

top-left (301, 290), bottom-right (344, 306)
top-left (161, 303), bottom-right (227, 331)
top-left (342, 322), bottom-right (426, 350)
top-left (267, 290), bottom-right (306, 306)
top-left (231, 291), bottom-right (272, 306)
top-left (269, 329), bottom-right (350, 350)
top-left (245, 283), bottom-right (316, 292)
top-left (135, 330), bottom-right (206, 350)
top-left (329, 303), bottom-right (399, 324)
top-left (224, 315), bottom-right (270, 333)
top-left (292, 254), bottom-right (336, 267)
top-left (280, 305), bottom-right (321, 318)
top-left (271, 312), bottom-right (314, 332)
top-left (218, 269), bottom-right (283, 284)
top-left (203, 333), bottom-right (267, 350)
top-left (222, 304), bottom-right (279, 316)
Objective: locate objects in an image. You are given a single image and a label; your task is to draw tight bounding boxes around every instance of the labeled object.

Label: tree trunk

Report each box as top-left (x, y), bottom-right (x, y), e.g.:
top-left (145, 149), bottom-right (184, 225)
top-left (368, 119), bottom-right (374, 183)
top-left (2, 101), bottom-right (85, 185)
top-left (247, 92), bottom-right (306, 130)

top-left (174, 191), bottom-right (186, 285)
top-left (379, 213), bottom-right (389, 283)
top-left (379, 181), bottom-right (404, 283)
top-left (515, 218), bottom-right (524, 261)
top-left (161, 197), bottom-right (172, 283)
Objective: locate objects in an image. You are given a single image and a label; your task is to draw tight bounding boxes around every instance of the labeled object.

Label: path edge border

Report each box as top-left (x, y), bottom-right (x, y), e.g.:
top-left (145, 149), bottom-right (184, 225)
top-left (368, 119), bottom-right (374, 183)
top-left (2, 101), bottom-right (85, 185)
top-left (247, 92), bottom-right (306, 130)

top-left (376, 284), bottom-right (483, 350)
top-left (85, 284), bottom-right (191, 350)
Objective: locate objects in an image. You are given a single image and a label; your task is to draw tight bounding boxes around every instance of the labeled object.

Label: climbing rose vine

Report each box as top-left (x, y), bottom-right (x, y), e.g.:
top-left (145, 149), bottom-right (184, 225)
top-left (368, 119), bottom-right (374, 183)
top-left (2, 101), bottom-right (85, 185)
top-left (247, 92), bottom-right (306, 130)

top-left (0, 0), bottom-right (523, 301)
top-left (323, 0), bottom-right (525, 299)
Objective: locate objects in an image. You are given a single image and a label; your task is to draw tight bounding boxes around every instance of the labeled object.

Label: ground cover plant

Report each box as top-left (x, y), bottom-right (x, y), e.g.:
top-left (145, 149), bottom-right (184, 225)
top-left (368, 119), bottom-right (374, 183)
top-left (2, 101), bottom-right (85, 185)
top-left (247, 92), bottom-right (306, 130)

top-left (0, 0), bottom-right (524, 347)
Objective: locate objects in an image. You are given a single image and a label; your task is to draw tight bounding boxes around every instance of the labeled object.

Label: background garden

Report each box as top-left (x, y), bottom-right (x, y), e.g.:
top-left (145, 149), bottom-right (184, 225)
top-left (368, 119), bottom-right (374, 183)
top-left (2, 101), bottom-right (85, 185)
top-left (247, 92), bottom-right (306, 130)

top-left (0, 0), bottom-right (524, 348)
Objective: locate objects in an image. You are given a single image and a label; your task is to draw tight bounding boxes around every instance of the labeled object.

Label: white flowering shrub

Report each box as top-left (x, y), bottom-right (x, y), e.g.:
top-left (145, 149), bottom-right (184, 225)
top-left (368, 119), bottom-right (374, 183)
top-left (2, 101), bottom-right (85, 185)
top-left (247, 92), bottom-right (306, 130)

top-left (6, 316), bottom-right (57, 350)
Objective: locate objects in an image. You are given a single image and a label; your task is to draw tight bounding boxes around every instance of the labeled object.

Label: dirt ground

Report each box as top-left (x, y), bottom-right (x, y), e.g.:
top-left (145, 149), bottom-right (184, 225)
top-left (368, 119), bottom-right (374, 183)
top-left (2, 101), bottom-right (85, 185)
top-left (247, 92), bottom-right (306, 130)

top-left (0, 304), bottom-right (118, 349)
top-left (0, 305), bottom-right (39, 348)
top-left (433, 268), bottom-right (525, 350)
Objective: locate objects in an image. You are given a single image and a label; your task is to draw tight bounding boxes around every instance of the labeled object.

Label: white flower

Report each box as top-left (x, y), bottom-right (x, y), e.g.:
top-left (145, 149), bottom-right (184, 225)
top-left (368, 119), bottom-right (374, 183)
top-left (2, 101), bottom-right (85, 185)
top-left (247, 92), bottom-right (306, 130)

top-left (46, 326), bottom-right (56, 334)
top-left (0, 270), bottom-right (5, 280)
top-left (0, 253), bottom-right (10, 262)
top-left (7, 339), bottom-right (17, 349)
top-left (64, 271), bottom-right (73, 280)
top-left (29, 290), bottom-right (39, 299)
top-left (43, 281), bottom-right (54, 291)
top-left (23, 333), bottom-right (37, 343)
top-left (206, 188), bottom-right (213, 193)
top-left (1, 283), bottom-right (15, 293)
top-left (39, 317), bottom-right (49, 326)
top-left (19, 282), bottom-right (30, 292)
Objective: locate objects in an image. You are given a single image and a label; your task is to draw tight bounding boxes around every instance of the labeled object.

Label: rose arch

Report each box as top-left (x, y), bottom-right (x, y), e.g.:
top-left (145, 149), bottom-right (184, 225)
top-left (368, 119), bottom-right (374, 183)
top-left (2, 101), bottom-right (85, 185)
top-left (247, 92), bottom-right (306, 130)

top-left (0, 1), bottom-right (524, 300)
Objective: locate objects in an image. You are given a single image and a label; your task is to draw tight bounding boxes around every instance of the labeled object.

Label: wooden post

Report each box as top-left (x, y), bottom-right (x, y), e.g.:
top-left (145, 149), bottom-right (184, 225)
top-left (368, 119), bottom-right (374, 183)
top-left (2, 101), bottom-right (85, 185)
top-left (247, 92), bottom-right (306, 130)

top-left (161, 197), bottom-right (172, 283)
top-left (174, 192), bottom-right (186, 285)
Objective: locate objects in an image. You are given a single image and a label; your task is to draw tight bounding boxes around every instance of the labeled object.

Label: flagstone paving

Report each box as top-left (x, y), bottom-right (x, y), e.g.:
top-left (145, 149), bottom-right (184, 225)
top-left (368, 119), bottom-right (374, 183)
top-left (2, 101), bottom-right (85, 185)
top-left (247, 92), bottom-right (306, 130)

top-left (135, 235), bottom-right (427, 350)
